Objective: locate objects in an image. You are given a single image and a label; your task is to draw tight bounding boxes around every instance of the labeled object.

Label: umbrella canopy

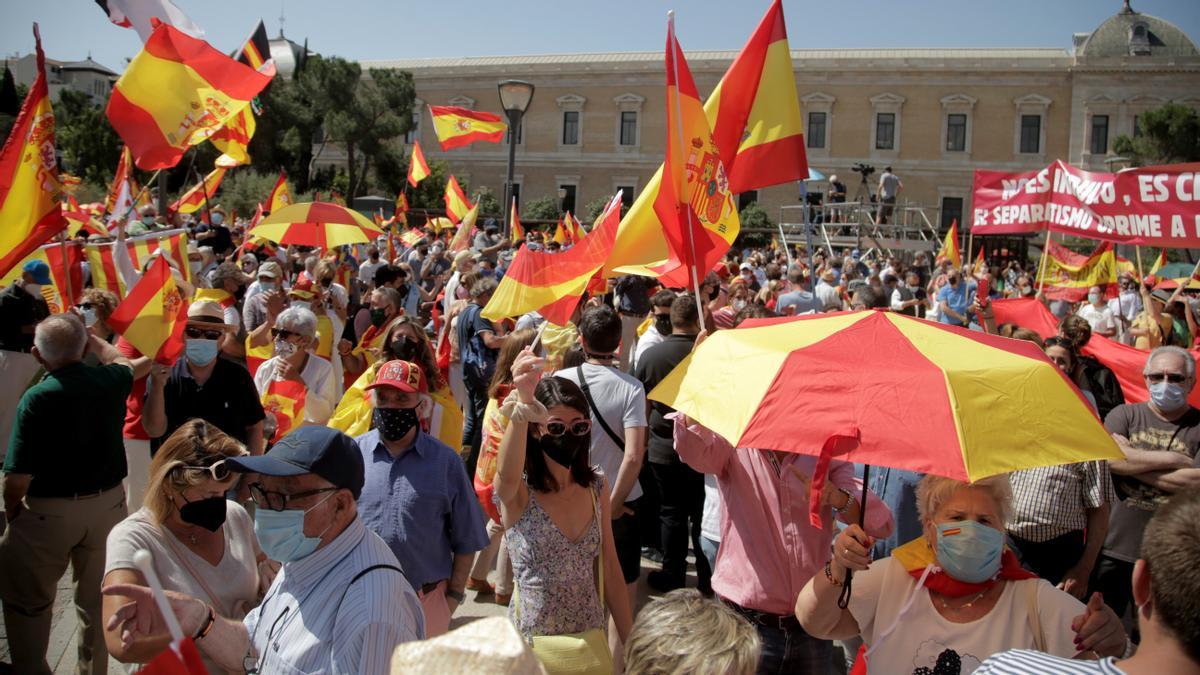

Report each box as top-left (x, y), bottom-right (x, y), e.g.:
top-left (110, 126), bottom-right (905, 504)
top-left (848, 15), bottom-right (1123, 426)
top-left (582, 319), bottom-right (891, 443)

top-left (248, 201), bottom-right (383, 249)
top-left (1156, 262), bottom-right (1194, 279)
top-left (804, 167), bottom-right (826, 182)
top-left (648, 310), bottom-right (1121, 525)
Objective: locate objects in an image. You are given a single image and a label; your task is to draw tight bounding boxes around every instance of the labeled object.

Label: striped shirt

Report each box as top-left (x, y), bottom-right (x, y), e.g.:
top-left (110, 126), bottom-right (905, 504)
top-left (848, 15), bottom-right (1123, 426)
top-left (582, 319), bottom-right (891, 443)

top-left (976, 649), bottom-right (1125, 674)
top-left (242, 517), bottom-right (425, 674)
top-left (1008, 461), bottom-right (1115, 542)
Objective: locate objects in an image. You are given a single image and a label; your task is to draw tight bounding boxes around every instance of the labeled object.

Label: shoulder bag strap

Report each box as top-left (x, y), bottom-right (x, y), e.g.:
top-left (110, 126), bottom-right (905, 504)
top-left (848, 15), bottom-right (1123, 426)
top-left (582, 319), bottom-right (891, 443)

top-left (1024, 580), bottom-right (1046, 653)
top-left (333, 564), bottom-right (405, 618)
top-left (593, 486), bottom-right (605, 610)
top-left (157, 524), bottom-right (228, 615)
top-left (576, 364), bottom-right (625, 452)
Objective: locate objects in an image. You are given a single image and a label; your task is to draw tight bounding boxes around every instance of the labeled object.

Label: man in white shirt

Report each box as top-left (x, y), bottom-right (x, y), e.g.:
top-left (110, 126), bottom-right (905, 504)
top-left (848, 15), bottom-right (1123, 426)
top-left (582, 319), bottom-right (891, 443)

top-left (1078, 285), bottom-right (1118, 339)
top-left (357, 246), bottom-right (387, 292)
top-left (1109, 274), bottom-right (1143, 345)
top-left (815, 269), bottom-right (841, 311)
top-left (631, 290), bottom-right (676, 372)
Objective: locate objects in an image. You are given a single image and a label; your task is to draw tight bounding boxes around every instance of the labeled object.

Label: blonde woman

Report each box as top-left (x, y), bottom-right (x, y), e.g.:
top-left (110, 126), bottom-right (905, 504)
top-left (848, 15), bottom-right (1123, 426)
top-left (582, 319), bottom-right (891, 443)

top-left (624, 588), bottom-right (760, 675)
top-left (102, 420), bottom-right (267, 674)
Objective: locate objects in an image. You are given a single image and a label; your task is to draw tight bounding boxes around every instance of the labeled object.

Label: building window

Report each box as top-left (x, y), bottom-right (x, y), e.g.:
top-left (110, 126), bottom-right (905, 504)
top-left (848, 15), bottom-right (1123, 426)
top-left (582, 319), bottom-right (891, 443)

top-left (1133, 115), bottom-right (1142, 138)
top-left (562, 111), bottom-right (580, 146)
top-left (559, 185), bottom-right (577, 214)
top-left (617, 186), bottom-right (635, 209)
top-left (737, 191), bottom-right (759, 212)
top-left (619, 111), bottom-right (638, 146)
top-left (946, 114), bottom-right (967, 152)
top-left (941, 197), bottom-right (964, 232)
top-left (1090, 115), bottom-right (1109, 155)
top-left (875, 113), bottom-right (895, 150)
top-left (1020, 115), bottom-right (1041, 154)
top-left (807, 112), bottom-right (826, 149)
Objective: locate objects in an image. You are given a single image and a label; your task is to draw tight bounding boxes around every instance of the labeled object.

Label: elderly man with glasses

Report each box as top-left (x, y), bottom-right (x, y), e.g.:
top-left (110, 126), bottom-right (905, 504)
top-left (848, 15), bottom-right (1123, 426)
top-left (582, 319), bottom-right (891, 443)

top-left (143, 301), bottom-right (266, 456)
top-left (1095, 345), bottom-right (1200, 615)
top-left (253, 306), bottom-right (338, 436)
top-left (103, 426), bottom-right (425, 674)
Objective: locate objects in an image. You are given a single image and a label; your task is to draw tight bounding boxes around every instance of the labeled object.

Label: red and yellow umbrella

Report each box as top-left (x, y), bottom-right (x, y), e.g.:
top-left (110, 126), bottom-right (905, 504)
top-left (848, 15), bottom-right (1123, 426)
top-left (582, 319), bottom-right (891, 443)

top-left (648, 310), bottom-right (1122, 527)
top-left (247, 201), bottom-right (383, 249)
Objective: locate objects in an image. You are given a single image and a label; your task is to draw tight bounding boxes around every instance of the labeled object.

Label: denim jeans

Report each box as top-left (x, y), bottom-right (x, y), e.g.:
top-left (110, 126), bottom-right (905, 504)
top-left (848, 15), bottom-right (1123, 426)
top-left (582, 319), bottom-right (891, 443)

top-left (700, 535), bottom-right (719, 572)
top-left (754, 620), bottom-right (831, 675)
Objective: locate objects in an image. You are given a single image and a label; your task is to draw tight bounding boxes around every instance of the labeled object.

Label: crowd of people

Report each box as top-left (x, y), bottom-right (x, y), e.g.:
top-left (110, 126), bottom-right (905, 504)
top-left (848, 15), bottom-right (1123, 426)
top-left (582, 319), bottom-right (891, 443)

top-left (1, 211), bottom-right (1198, 675)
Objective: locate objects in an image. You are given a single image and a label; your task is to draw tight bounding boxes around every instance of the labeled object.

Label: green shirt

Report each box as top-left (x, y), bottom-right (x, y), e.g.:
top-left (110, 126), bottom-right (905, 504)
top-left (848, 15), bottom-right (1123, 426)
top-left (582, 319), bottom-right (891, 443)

top-left (4, 361), bottom-right (133, 497)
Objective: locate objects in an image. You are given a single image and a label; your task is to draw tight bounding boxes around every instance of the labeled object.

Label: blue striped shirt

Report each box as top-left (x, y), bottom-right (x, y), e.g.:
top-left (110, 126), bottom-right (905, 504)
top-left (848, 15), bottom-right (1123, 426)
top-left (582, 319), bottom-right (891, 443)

top-left (242, 517), bottom-right (425, 674)
top-left (976, 649), bottom-right (1125, 674)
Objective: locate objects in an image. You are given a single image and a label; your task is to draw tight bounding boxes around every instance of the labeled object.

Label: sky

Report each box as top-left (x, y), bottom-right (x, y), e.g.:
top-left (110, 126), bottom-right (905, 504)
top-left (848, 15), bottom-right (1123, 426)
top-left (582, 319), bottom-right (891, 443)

top-left (2, 0), bottom-right (1198, 71)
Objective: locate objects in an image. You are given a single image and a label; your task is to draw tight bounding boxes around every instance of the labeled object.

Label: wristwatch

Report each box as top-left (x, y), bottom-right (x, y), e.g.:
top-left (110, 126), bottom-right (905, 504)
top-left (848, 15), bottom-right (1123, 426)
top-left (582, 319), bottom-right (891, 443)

top-left (446, 588), bottom-right (466, 604)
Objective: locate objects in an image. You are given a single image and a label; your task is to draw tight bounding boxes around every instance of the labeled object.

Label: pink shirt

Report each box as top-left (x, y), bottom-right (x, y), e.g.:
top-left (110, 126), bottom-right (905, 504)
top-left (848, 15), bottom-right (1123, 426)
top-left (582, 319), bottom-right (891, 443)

top-left (673, 414), bottom-right (894, 616)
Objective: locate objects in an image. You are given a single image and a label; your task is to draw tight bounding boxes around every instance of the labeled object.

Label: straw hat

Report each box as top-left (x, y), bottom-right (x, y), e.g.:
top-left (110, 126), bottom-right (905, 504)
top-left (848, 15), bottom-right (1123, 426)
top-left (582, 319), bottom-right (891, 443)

top-left (389, 617), bottom-right (545, 674)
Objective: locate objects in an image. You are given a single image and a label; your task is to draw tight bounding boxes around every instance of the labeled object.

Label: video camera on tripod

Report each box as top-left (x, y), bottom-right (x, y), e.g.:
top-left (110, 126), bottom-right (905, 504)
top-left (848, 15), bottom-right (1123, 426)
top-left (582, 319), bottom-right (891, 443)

top-left (852, 162), bottom-right (875, 178)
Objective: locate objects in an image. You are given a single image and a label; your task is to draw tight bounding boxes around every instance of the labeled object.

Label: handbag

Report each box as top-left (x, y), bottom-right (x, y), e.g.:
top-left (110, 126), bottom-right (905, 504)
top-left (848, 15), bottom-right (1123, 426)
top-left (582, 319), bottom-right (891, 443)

top-left (515, 487), bottom-right (612, 674)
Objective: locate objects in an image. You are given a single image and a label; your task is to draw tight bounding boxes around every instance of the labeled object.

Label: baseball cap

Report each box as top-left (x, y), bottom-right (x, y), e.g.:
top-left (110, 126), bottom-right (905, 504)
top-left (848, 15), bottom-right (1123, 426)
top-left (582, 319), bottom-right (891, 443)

top-left (365, 360), bottom-right (429, 395)
top-left (257, 261), bottom-right (281, 279)
top-left (227, 426), bottom-right (365, 499)
top-left (22, 260), bottom-right (51, 285)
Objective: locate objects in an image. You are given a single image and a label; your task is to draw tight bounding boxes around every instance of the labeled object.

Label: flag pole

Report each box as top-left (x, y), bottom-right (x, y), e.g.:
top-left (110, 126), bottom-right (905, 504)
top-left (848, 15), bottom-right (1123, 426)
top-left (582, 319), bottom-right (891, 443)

top-left (667, 11), bottom-right (707, 334)
top-left (1036, 231), bottom-right (1052, 295)
top-left (131, 549), bottom-right (186, 647)
top-left (58, 230), bottom-right (73, 309)
top-left (1135, 245), bottom-right (1145, 282)
top-left (118, 170), bottom-right (163, 226)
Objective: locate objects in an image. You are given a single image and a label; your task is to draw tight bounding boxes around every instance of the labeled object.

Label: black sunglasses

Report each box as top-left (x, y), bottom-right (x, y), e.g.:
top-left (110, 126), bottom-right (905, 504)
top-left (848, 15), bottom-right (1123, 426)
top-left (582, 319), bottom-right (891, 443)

top-left (542, 419), bottom-right (591, 437)
top-left (249, 483), bottom-right (338, 512)
top-left (185, 326), bottom-right (224, 340)
top-left (1146, 372), bottom-right (1187, 384)
top-left (271, 327), bottom-right (300, 341)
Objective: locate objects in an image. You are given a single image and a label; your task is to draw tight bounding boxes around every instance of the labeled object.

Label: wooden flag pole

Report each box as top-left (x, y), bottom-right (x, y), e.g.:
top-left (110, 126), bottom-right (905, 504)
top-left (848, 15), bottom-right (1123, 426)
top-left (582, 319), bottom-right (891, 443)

top-left (1036, 231), bottom-right (1052, 295)
top-left (1135, 245), bottom-right (1145, 282)
top-left (966, 228), bottom-right (975, 272)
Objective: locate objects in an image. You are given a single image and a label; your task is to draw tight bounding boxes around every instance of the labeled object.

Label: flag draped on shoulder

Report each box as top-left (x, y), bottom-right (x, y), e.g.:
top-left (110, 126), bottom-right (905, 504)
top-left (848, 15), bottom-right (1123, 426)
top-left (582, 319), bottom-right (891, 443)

top-left (429, 105), bottom-right (506, 151)
top-left (0, 25), bottom-right (67, 280)
top-left (170, 166), bottom-right (226, 214)
top-left (407, 141), bottom-right (431, 187)
top-left (483, 193), bottom-right (624, 325)
top-left (266, 171), bottom-right (291, 213)
top-left (936, 220), bottom-right (962, 268)
top-left (652, 13), bottom-right (739, 288)
top-left (443, 175), bottom-right (473, 224)
top-left (107, 21), bottom-right (273, 169)
top-left (604, 0), bottom-right (806, 278)
top-left (107, 254), bottom-right (188, 364)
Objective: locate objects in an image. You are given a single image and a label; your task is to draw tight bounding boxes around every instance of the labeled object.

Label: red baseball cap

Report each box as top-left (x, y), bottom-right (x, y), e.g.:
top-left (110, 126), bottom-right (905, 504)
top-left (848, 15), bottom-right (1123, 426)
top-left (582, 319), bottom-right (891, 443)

top-left (365, 360), bottom-right (428, 394)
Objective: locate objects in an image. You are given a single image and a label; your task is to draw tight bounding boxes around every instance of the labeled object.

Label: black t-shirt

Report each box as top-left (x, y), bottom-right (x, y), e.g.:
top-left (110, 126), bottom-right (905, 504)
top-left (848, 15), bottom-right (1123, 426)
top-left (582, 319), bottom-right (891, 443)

top-left (208, 225), bottom-right (235, 257)
top-left (154, 357), bottom-right (265, 453)
top-left (633, 334), bottom-right (697, 465)
top-left (0, 283), bottom-right (50, 352)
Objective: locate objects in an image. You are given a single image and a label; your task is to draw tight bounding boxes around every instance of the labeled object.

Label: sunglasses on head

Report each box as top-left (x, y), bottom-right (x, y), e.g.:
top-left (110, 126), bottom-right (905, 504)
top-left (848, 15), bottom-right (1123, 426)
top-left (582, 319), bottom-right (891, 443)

top-left (175, 456), bottom-right (241, 482)
top-left (185, 326), bottom-right (224, 340)
top-left (542, 419), bottom-right (591, 437)
top-left (1146, 372), bottom-right (1187, 384)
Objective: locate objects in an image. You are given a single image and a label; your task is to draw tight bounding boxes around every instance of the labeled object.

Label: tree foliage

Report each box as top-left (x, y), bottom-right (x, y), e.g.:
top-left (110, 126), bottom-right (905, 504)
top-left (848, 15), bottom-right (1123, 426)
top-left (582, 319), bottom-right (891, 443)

top-left (1112, 103), bottom-right (1200, 166)
top-left (522, 195), bottom-right (560, 221)
top-left (585, 195), bottom-right (629, 223)
top-left (472, 185), bottom-right (501, 218)
top-left (55, 90), bottom-right (122, 185)
top-left (0, 65), bottom-right (18, 141)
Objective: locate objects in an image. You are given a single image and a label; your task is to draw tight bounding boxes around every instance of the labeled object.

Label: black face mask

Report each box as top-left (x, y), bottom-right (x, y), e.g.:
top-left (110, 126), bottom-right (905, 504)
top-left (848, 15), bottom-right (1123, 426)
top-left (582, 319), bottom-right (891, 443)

top-left (370, 308), bottom-right (389, 327)
top-left (390, 337), bottom-right (419, 361)
top-left (374, 406), bottom-right (420, 441)
top-left (532, 430), bottom-right (590, 469)
top-left (654, 314), bottom-right (673, 336)
top-left (178, 495), bottom-right (227, 532)
top-left (234, 286), bottom-right (246, 303)
top-left (708, 287), bottom-right (719, 301)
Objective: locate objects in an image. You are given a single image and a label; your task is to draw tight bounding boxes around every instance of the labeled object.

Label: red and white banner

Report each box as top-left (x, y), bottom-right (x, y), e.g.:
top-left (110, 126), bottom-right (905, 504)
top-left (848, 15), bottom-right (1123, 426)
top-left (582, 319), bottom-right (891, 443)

top-left (972, 160), bottom-right (1200, 247)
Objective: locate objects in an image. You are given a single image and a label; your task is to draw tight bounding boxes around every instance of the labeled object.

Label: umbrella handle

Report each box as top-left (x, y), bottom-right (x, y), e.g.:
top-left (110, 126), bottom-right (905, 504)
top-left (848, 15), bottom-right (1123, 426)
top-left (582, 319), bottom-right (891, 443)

top-left (837, 464), bottom-right (872, 610)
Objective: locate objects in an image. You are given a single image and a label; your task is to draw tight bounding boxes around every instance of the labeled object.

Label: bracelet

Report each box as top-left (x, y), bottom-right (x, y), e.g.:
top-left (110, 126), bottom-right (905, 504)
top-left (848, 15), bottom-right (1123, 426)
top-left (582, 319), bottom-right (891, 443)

top-left (832, 488), bottom-right (854, 515)
top-left (824, 560), bottom-right (843, 586)
top-left (193, 604), bottom-right (216, 641)
top-left (445, 588), bottom-right (466, 604)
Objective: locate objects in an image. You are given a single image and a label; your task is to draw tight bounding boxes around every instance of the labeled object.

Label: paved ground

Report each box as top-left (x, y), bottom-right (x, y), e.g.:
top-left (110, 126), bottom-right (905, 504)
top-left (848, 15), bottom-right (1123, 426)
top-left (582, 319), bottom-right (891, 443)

top-left (1, 552), bottom-right (682, 673)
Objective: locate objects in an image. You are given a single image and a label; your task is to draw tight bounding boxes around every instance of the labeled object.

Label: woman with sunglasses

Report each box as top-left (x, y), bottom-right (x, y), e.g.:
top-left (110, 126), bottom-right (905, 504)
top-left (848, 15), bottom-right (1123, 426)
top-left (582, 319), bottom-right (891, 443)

top-left (493, 348), bottom-right (632, 674)
top-left (102, 420), bottom-right (268, 674)
top-left (76, 288), bottom-right (120, 345)
top-left (253, 306), bottom-right (338, 436)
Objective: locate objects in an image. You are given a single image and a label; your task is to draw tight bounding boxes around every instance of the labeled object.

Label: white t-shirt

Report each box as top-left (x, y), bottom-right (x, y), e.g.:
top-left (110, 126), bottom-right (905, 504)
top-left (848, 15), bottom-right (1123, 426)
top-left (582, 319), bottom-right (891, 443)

top-left (358, 259), bottom-right (386, 285)
top-left (631, 324), bottom-right (665, 371)
top-left (848, 557), bottom-right (1085, 674)
top-left (1077, 303), bottom-right (1117, 336)
top-left (701, 474), bottom-right (721, 542)
top-left (254, 352), bottom-right (339, 426)
top-left (553, 362), bottom-right (648, 502)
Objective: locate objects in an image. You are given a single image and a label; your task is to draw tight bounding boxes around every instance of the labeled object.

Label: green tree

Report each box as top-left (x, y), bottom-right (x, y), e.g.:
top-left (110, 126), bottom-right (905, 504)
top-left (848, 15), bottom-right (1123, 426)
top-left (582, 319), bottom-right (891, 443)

top-left (522, 195), bottom-right (560, 221)
top-left (472, 185), bottom-right (501, 217)
top-left (55, 90), bottom-right (121, 185)
top-left (584, 195), bottom-right (629, 223)
top-left (734, 202), bottom-right (772, 248)
top-left (408, 160), bottom-right (449, 212)
top-left (1112, 103), bottom-right (1200, 166)
top-left (217, 170), bottom-right (283, 216)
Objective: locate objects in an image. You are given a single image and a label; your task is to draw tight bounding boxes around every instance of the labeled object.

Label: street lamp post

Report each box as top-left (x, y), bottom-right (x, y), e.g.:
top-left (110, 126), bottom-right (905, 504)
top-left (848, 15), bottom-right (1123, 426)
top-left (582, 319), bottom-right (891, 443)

top-left (498, 80), bottom-right (535, 239)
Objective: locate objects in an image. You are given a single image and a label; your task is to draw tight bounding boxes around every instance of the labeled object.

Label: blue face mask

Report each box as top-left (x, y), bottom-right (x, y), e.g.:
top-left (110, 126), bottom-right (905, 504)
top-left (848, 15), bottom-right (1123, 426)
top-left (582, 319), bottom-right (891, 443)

top-left (260, 281), bottom-right (276, 293)
top-left (935, 519), bottom-right (1004, 583)
top-left (185, 338), bottom-right (219, 366)
top-left (211, 213), bottom-right (225, 226)
top-left (80, 307), bottom-right (98, 327)
top-left (253, 493), bottom-right (334, 562)
top-left (1149, 381), bottom-right (1188, 413)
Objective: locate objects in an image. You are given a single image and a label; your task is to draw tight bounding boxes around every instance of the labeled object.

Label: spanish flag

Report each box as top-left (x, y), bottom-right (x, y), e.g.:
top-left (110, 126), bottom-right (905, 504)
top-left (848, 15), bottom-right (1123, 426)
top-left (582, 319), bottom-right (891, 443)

top-left (429, 105), bottom-right (507, 151)
top-left (65, 196), bottom-right (108, 238)
top-left (400, 228), bottom-right (424, 247)
top-left (0, 240), bottom-right (84, 312)
top-left (87, 229), bottom-right (191, 297)
top-left (552, 219), bottom-right (568, 245)
top-left (0, 25), bottom-right (67, 280)
top-left (104, 145), bottom-right (149, 226)
top-left (407, 140), bottom-right (431, 187)
top-left (395, 192), bottom-right (409, 224)
top-left (566, 212), bottom-right (587, 243)
top-left (1148, 248), bottom-right (1168, 276)
top-left (973, 245), bottom-right (987, 277)
top-left (936, 220), bottom-right (962, 268)
top-left (448, 204), bottom-right (479, 253)
top-left (1041, 240), bottom-right (1119, 302)
top-left (443, 175), bottom-right (473, 224)
top-left (106, 21), bottom-right (273, 169)
top-left (170, 166), bottom-right (226, 214)
top-left (262, 378), bottom-right (308, 443)
top-left (604, 0), bottom-right (806, 278)
top-left (266, 170), bottom-right (291, 213)
top-left (509, 197), bottom-right (524, 244)
top-left (653, 13), bottom-right (740, 288)
top-left (211, 108), bottom-right (254, 167)
top-left (483, 193), bottom-right (623, 325)
top-left (106, 254), bottom-right (189, 364)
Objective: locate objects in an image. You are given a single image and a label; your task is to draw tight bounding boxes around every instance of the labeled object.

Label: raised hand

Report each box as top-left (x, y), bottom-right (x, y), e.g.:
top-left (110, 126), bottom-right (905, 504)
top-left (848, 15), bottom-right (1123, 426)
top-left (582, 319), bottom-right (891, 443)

top-left (1071, 591), bottom-right (1127, 657)
top-left (511, 347), bottom-right (544, 404)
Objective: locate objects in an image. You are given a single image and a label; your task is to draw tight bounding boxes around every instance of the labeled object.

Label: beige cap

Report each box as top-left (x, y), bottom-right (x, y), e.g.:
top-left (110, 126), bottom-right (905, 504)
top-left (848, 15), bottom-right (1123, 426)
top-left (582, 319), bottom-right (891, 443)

top-left (187, 300), bottom-right (233, 330)
top-left (257, 261), bottom-right (282, 279)
top-left (389, 617), bottom-right (545, 675)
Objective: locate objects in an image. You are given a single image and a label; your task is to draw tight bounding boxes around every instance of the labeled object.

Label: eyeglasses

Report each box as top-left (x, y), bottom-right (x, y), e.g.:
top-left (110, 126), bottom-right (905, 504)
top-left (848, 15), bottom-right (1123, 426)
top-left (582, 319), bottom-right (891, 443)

top-left (185, 326), bottom-right (224, 340)
top-left (175, 456), bottom-right (241, 482)
top-left (542, 419), bottom-right (591, 437)
top-left (78, 302), bottom-right (95, 310)
top-left (1146, 372), bottom-right (1187, 384)
top-left (249, 483), bottom-right (339, 512)
top-left (271, 327), bottom-right (300, 341)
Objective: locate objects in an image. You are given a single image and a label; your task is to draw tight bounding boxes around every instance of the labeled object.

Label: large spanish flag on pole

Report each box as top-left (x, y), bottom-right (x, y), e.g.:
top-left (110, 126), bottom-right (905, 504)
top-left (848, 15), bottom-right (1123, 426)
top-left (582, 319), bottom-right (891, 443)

top-left (428, 106), bottom-right (506, 151)
top-left (509, 197), bottom-right (524, 245)
top-left (653, 13), bottom-right (740, 289)
top-left (87, 229), bottom-right (192, 297)
top-left (483, 193), bottom-right (624, 325)
top-left (265, 170), bottom-right (291, 213)
top-left (106, 21), bottom-right (273, 169)
top-left (0, 25), bottom-right (67, 280)
top-left (936, 220), bottom-right (962, 268)
top-left (604, 0), bottom-right (806, 278)
top-left (448, 204), bottom-right (479, 253)
top-left (443, 175), bottom-right (473, 224)
top-left (1041, 240), bottom-right (1119, 302)
top-left (106, 254), bottom-right (189, 364)
top-left (170, 166), bottom-right (226, 213)
top-left (407, 140), bottom-right (431, 187)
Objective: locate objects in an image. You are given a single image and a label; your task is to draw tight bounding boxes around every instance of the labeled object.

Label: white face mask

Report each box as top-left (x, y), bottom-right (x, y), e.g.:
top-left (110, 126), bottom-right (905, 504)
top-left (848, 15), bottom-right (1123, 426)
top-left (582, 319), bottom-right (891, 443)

top-left (189, 260), bottom-right (202, 274)
top-left (1088, 292), bottom-right (1102, 304)
top-left (24, 282), bottom-right (41, 296)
